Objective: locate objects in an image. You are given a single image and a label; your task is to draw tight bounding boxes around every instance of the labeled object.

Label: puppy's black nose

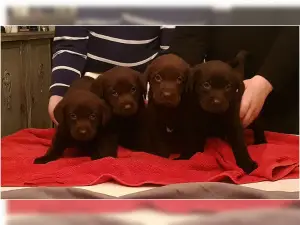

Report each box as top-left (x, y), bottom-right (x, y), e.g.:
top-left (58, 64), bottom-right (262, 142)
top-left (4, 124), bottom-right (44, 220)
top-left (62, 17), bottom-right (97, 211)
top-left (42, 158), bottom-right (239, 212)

top-left (163, 91), bottom-right (171, 97)
top-left (79, 129), bottom-right (87, 134)
top-left (213, 98), bottom-right (221, 104)
top-left (123, 104), bottom-right (132, 110)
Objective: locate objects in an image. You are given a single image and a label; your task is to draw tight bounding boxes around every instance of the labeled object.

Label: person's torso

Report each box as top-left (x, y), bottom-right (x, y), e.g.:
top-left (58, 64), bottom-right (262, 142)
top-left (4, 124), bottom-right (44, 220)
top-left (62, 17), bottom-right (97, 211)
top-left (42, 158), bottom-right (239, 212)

top-left (83, 26), bottom-right (163, 73)
top-left (207, 26), bottom-right (283, 79)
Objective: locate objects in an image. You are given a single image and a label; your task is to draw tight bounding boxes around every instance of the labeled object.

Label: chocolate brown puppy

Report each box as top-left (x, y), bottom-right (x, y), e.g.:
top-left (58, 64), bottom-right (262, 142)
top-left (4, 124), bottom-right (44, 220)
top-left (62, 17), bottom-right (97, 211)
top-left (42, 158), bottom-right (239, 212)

top-left (34, 78), bottom-right (112, 164)
top-left (143, 54), bottom-right (191, 157)
top-left (90, 66), bottom-right (146, 151)
top-left (182, 51), bottom-right (265, 174)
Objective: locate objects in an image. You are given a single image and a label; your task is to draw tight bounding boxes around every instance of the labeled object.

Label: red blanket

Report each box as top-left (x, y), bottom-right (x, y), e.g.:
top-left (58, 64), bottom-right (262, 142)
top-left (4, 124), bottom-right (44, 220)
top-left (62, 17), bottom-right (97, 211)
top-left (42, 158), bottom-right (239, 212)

top-left (1, 128), bottom-right (299, 187)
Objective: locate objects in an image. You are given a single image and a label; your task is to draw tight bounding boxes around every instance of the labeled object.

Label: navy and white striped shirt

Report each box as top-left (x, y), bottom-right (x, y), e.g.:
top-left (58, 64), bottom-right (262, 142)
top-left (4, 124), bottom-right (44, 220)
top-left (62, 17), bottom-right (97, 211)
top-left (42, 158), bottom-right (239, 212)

top-left (51, 26), bottom-right (175, 96)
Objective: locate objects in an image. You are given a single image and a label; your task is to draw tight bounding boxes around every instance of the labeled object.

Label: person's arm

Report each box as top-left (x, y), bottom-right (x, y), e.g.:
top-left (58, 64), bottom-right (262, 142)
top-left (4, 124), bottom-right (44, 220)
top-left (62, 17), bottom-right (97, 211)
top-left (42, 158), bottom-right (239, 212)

top-left (50, 26), bottom-right (89, 97)
top-left (258, 26), bottom-right (299, 92)
top-left (167, 26), bottom-right (210, 66)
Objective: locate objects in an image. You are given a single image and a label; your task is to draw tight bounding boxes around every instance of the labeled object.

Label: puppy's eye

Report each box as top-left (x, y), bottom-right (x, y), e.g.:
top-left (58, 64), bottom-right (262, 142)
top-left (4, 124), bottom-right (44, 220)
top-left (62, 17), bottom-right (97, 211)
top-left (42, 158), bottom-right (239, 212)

top-left (225, 83), bottom-right (232, 91)
top-left (177, 76), bottom-right (183, 84)
top-left (89, 113), bottom-right (96, 120)
top-left (111, 89), bottom-right (118, 97)
top-left (202, 82), bottom-right (211, 89)
top-left (70, 113), bottom-right (77, 120)
top-left (154, 74), bottom-right (162, 82)
top-left (131, 86), bottom-right (136, 93)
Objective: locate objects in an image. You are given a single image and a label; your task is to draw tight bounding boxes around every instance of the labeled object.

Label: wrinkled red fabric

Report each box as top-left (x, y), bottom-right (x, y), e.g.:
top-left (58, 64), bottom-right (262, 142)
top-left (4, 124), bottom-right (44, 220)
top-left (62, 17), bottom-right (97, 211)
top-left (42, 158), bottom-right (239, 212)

top-left (1, 128), bottom-right (299, 187)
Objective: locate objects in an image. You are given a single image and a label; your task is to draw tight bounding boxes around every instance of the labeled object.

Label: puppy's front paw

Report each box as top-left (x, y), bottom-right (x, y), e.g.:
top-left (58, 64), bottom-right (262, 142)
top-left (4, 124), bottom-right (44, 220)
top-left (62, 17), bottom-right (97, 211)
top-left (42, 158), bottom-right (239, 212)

top-left (156, 151), bottom-right (170, 158)
top-left (253, 136), bottom-right (267, 145)
top-left (33, 156), bottom-right (54, 164)
top-left (90, 154), bottom-right (103, 161)
top-left (175, 153), bottom-right (193, 160)
top-left (239, 160), bottom-right (258, 174)
top-left (174, 156), bottom-right (187, 160)
top-left (90, 151), bottom-right (117, 160)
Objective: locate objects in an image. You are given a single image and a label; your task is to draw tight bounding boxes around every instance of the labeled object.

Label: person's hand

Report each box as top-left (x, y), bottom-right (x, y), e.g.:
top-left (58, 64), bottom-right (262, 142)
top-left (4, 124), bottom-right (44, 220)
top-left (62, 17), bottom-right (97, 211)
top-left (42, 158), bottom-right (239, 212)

top-left (48, 95), bottom-right (63, 125)
top-left (240, 75), bottom-right (273, 128)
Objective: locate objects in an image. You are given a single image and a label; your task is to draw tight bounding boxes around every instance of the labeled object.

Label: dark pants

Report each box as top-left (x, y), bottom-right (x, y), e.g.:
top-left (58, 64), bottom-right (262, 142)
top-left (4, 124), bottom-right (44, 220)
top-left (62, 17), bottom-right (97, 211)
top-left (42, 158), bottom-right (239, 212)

top-left (262, 93), bottom-right (299, 134)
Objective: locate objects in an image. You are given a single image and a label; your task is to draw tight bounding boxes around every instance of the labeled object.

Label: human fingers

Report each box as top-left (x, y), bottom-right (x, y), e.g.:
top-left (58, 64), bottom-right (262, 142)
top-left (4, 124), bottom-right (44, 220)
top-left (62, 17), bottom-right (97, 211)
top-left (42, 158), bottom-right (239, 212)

top-left (49, 105), bottom-right (59, 125)
top-left (243, 79), bottom-right (251, 89)
top-left (48, 96), bottom-right (62, 125)
top-left (247, 109), bottom-right (260, 128)
top-left (242, 105), bottom-right (255, 128)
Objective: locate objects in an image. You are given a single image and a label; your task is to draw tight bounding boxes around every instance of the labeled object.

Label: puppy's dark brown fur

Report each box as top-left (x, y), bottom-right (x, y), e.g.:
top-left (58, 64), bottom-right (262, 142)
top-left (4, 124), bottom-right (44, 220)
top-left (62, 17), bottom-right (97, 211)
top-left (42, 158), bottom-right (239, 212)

top-left (34, 77), bottom-right (113, 164)
top-left (143, 54), bottom-right (191, 157)
top-left (90, 66), bottom-right (146, 151)
top-left (182, 51), bottom-right (266, 174)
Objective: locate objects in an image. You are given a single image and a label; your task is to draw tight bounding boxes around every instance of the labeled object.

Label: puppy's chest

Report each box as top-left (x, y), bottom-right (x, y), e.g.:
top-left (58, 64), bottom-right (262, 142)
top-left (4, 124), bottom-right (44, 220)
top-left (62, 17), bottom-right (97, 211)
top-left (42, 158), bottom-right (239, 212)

top-left (157, 111), bottom-right (182, 134)
top-left (113, 116), bottom-right (139, 132)
top-left (163, 122), bottom-right (176, 134)
top-left (204, 115), bottom-right (229, 137)
top-left (68, 139), bottom-right (97, 153)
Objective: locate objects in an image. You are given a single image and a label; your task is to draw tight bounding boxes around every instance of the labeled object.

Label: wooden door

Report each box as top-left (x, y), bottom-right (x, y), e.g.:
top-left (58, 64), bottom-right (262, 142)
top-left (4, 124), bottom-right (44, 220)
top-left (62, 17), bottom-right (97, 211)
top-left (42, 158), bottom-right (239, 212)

top-left (1, 41), bottom-right (27, 137)
top-left (26, 39), bottom-right (52, 129)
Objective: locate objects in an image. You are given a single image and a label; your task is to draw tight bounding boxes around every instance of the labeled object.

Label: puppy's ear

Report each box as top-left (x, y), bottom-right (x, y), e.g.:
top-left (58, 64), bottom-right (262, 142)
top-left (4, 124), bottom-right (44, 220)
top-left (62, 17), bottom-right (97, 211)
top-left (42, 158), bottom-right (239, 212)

top-left (227, 50), bottom-right (250, 78)
top-left (100, 100), bottom-right (112, 126)
top-left (142, 64), bottom-right (152, 86)
top-left (227, 50), bottom-right (249, 99)
top-left (184, 67), bottom-right (193, 92)
top-left (90, 76), bottom-right (104, 98)
top-left (232, 73), bottom-right (246, 103)
top-left (234, 81), bottom-right (245, 105)
top-left (186, 65), bottom-right (201, 92)
top-left (140, 64), bottom-right (154, 100)
top-left (53, 100), bottom-right (66, 125)
top-left (137, 73), bottom-right (147, 99)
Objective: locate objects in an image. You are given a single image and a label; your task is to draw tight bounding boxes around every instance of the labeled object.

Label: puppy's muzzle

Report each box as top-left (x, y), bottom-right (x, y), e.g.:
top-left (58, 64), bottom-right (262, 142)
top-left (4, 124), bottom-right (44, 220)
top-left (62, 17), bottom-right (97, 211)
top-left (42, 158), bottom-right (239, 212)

top-left (155, 89), bottom-right (180, 107)
top-left (161, 90), bottom-right (176, 101)
top-left (117, 100), bottom-right (138, 116)
top-left (123, 103), bottom-right (133, 110)
top-left (72, 125), bottom-right (95, 141)
top-left (201, 97), bottom-right (229, 114)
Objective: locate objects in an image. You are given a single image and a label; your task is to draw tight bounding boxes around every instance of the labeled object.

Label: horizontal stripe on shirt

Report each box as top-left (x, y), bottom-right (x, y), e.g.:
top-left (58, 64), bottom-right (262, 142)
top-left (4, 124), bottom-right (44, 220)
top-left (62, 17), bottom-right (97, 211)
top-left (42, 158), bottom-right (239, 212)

top-left (89, 31), bottom-right (158, 44)
top-left (160, 46), bottom-right (170, 50)
top-left (87, 52), bottom-right (158, 67)
top-left (49, 83), bottom-right (70, 89)
top-left (52, 50), bottom-right (87, 59)
top-left (52, 66), bottom-right (81, 75)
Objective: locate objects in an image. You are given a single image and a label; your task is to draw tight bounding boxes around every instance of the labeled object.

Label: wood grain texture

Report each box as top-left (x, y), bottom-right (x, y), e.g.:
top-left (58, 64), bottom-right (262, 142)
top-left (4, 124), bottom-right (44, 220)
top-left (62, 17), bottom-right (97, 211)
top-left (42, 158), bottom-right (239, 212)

top-left (1, 41), bottom-right (27, 137)
top-left (1, 34), bottom-right (53, 137)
